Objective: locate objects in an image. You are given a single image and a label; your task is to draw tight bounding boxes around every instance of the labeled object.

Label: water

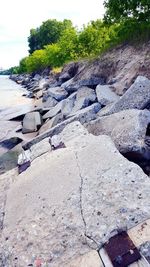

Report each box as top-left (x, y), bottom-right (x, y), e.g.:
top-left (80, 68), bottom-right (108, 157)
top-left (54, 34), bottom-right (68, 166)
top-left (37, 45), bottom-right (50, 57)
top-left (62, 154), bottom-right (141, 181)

top-left (0, 75), bottom-right (34, 174)
top-left (0, 75), bottom-right (32, 109)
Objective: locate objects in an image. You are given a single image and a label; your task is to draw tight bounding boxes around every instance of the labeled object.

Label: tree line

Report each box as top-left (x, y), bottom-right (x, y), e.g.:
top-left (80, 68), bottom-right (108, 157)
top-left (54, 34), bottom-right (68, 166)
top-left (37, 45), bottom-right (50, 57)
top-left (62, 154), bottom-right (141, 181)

top-left (13, 0), bottom-right (150, 73)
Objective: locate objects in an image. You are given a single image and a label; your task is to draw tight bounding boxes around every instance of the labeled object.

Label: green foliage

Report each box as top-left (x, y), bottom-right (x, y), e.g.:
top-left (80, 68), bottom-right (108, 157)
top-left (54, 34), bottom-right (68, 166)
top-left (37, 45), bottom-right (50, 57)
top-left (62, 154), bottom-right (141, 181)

top-left (0, 66), bottom-right (20, 75)
top-left (28, 19), bottom-right (73, 54)
top-left (104, 0), bottom-right (150, 23)
top-left (57, 27), bottom-right (79, 63)
top-left (44, 43), bottom-right (62, 67)
top-left (18, 5), bottom-right (150, 74)
top-left (25, 50), bottom-right (47, 72)
top-left (78, 20), bottom-right (118, 57)
top-left (18, 57), bottom-right (28, 73)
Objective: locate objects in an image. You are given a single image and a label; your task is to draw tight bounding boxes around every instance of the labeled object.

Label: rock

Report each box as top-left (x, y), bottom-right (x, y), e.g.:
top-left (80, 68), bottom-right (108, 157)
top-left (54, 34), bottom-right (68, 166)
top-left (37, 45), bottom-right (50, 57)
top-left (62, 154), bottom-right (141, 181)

top-left (61, 77), bottom-right (74, 90)
top-left (22, 112), bottom-right (42, 134)
top-left (18, 150), bottom-right (30, 165)
top-left (66, 250), bottom-right (102, 267)
top-left (39, 114), bottom-right (63, 134)
top-left (96, 84), bottom-right (119, 106)
top-left (61, 92), bottom-right (77, 117)
top-left (52, 121), bottom-right (89, 148)
top-left (28, 138), bottom-right (51, 161)
top-left (42, 95), bottom-right (58, 108)
top-left (47, 86), bottom-right (68, 101)
top-left (86, 109), bottom-right (150, 174)
top-left (18, 138), bottom-right (51, 165)
top-left (32, 74), bottom-right (41, 81)
top-left (71, 87), bottom-right (96, 113)
top-left (68, 102), bottom-right (101, 118)
top-left (102, 76), bottom-right (150, 115)
top-left (43, 100), bottom-right (64, 120)
top-left (64, 76), bottom-right (105, 93)
top-left (1, 134), bottom-right (150, 265)
top-left (23, 103), bottom-right (101, 150)
top-left (50, 135), bottom-right (66, 150)
top-left (61, 98), bottom-right (75, 117)
top-left (17, 150), bottom-right (31, 174)
top-left (38, 78), bottom-right (49, 90)
top-left (59, 72), bottom-right (71, 84)
top-left (59, 62), bottom-right (81, 84)
top-left (35, 90), bottom-right (43, 99)
top-left (86, 109), bottom-right (150, 154)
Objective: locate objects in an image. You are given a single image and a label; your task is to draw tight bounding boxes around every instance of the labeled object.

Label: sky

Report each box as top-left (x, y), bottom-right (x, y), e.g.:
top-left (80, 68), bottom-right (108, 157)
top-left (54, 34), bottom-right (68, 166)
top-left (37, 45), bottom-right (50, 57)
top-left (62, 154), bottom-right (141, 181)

top-left (0, 0), bottom-right (105, 69)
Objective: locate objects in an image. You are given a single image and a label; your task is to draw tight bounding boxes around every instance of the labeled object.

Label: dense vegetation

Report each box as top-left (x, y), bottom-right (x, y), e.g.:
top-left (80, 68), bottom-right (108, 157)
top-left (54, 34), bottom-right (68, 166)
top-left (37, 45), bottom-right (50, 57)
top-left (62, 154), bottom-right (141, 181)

top-left (0, 66), bottom-right (19, 75)
top-left (13, 0), bottom-right (150, 73)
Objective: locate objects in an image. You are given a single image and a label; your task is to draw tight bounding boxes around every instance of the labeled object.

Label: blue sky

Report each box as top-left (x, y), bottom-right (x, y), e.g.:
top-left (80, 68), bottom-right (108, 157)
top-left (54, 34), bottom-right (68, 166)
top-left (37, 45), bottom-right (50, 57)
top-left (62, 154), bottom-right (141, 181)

top-left (0, 0), bottom-right (105, 69)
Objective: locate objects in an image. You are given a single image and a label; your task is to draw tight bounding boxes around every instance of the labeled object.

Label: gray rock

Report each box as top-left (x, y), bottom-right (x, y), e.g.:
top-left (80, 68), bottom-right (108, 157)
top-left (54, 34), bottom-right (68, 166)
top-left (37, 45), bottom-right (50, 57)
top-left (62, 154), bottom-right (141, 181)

top-left (71, 87), bottom-right (96, 113)
top-left (96, 84), bottom-right (119, 106)
top-left (51, 121), bottom-right (89, 148)
top-left (47, 86), bottom-right (68, 101)
top-left (68, 102), bottom-right (100, 118)
top-left (59, 72), bottom-right (71, 84)
top-left (42, 95), bottom-right (58, 108)
top-left (43, 100), bottom-right (64, 120)
top-left (61, 77), bottom-right (74, 91)
top-left (61, 98), bottom-right (75, 117)
top-left (38, 78), bottom-right (49, 90)
top-left (74, 134), bottom-right (150, 246)
top-left (22, 112), bottom-right (42, 134)
top-left (64, 77), bottom-right (105, 93)
top-left (23, 103), bottom-right (101, 150)
top-left (86, 109), bottom-right (150, 155)
top-left (28, 138), bottom-right (51, 162)
top-left (102, 76), bottom-right (150, 115)
top-left (39, 113), bottom-right (63, 134)
top-left (32, 74), bottom-right (41, 81)
top-left (18, 150), bottom-right (30, 165)
top-left (1, 134), bottom-right (150, 265)
top-left (61, 92), bottom-right (77, 117)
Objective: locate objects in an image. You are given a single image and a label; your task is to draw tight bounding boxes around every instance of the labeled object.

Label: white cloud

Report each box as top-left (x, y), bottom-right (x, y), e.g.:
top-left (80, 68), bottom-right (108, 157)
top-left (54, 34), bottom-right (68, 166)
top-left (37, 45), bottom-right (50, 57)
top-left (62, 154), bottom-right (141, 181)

top-left (0, 0), bottom-right (105, 69)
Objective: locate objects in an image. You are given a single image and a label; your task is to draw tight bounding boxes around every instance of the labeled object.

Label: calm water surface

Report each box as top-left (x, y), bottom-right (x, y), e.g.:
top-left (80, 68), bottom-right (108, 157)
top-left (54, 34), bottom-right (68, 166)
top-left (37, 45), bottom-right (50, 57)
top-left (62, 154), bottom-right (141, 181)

top-left (0, 75), bottom-right (32, 109)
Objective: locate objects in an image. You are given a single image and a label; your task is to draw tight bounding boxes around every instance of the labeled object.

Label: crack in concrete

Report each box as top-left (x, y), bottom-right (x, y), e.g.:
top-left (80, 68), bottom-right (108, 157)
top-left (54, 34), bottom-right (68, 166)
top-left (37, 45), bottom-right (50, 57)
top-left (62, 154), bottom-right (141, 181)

top-left (74, 151), bottom-right (99, 248)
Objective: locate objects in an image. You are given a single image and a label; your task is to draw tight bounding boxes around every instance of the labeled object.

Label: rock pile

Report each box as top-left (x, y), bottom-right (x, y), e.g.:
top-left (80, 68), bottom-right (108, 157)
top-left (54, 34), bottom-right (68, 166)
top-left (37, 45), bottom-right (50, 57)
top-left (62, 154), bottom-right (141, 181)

top-left (0, 59), bottom-right (149, 266)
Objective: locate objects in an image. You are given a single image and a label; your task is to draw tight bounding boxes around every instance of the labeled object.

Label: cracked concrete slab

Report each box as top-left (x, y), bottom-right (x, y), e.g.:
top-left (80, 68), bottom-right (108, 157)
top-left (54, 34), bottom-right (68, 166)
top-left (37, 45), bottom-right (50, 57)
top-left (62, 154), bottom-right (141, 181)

top-left (0, 132), bottom-right (150, 266)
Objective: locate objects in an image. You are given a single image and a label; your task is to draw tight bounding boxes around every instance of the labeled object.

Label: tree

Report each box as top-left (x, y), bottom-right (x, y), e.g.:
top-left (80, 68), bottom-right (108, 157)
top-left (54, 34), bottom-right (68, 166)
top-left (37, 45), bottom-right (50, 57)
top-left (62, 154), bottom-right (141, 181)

top-left (104, 0), bottom-right (150, 22)
top-left (78, 20), bottom-right (117, 57)
top-left (28, 19), bottom-right (73, 54)
top-left (25, 50), bottom-right (47, 72)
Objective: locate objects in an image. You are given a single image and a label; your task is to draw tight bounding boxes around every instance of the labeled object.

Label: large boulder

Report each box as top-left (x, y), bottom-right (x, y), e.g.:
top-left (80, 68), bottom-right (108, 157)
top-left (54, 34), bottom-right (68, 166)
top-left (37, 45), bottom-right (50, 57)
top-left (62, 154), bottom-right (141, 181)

top-left (22, 112), bottom-right (42, 134)
top-left (27, 138), bottom-right (51, 162)
top-left (1, 133), bottom-right (150, 266)
top-left (51, 121), bottom-right (89, 148)
top-left (38, 78), bottom-right (49, 90)
top-left (64, 76), bottom-right (105, 93)
top-left (96, 84), bottom-right (119, 106)
top-left (23, 103), bottom-right (101, 150)
top-left (86, 109), bottom-right (150, 174)
top-left (39, 114), bottom-right (63, 135)
top-left (47, 86), bottom-right (68, 101)
top-left (68, 102), bottom-right (100, 119)
top-left (61, 92), bottom-right (77, 117)
top-left (71, 87), bottom-right (96, 113)
top-left (59, 62), bottom-right (82, 84)
top-left (42, 95), bottom-right (58, 109)
top-left (43, 100), bottom-right (64, 120)
top-left (100, 76), bottom-right (150, 116)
